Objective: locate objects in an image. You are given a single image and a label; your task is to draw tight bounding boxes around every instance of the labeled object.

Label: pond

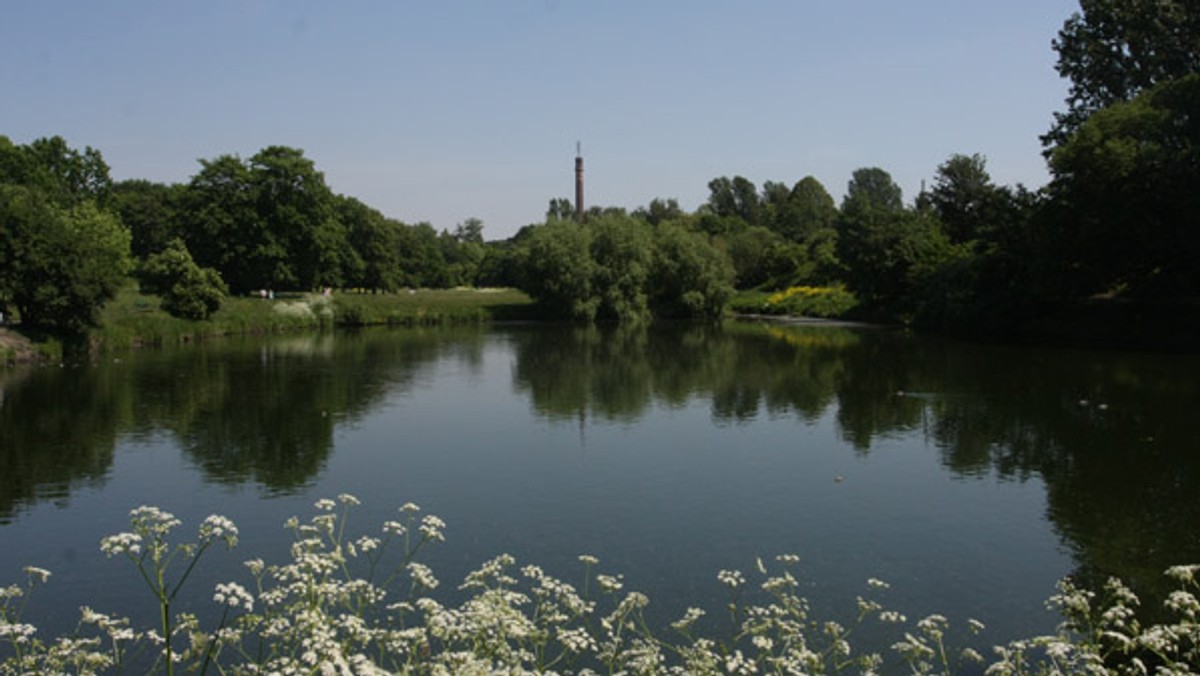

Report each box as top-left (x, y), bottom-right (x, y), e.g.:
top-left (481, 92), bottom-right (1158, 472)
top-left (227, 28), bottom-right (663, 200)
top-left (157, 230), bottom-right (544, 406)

top-left (1, 321), bottom-right (1198, 659)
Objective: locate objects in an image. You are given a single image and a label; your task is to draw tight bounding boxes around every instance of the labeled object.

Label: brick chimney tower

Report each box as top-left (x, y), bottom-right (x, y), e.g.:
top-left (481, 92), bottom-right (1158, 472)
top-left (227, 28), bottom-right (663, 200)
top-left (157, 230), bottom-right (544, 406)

top-left (574, 142), bottom-right (584, 221)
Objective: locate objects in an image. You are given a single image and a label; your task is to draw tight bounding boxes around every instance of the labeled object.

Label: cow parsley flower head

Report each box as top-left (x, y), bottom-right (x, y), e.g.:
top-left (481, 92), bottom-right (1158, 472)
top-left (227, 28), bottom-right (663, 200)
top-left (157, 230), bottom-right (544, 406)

top-left (597, 573), bottom-right (625, 593)
top-left (213, 582), bottom-right (254, 612)
top-left (129, 506), bottom-right (181, 536)
top-left (100, 532), bottom-right (143, 557)
top-left (0, 622), bottom-right (37, 644)
top-left (407, 562), bottom-right (439, 590)
top-left (718, 569), bottom-right (746, 589)
top-left (1166, 564), bottom-right (1199, 584)
top-left (419, 515), bottom-right (446, 541)
top-left (23, 566), bottom-right (51, 584)
top-left (199, 515), bottom-right (239, 548)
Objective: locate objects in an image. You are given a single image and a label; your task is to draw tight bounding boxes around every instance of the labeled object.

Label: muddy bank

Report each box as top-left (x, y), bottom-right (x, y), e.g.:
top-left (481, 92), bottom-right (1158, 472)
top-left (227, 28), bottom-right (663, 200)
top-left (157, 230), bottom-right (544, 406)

top-left (0, 327), bottom-right (44, 365)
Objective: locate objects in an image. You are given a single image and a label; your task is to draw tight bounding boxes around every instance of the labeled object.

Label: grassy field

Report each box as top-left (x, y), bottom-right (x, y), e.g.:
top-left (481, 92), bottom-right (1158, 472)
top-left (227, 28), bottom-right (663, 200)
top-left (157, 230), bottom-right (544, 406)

top-left (87, 287), bottom-right (539, 351)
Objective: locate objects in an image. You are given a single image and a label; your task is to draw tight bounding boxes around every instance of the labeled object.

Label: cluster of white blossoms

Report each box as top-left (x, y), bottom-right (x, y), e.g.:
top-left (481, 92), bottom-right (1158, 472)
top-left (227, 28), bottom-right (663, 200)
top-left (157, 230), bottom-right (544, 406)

top-left (717, 569), bottom-right (746, 589)
top-left (3, 494), bottom-right (1198, 675)
top-left (213, 582), bottom-right (254, 612)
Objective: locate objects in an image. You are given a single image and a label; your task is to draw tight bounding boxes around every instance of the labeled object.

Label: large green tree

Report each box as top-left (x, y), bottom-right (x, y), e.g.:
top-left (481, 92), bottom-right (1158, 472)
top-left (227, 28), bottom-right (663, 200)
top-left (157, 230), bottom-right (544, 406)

top-left (649, 223), bottom-right (734, 319)
top-left (837, 168), bottom-right (956, 313)
top-left (1046, 0), bottom-right (1200, 146)
top-left (589, 214), bottom-right (653, 322)
top-left (927, 154), bottom-right (1015, 246)
top-left (337, 196), bottom-right (397, 293)
top-left (249, 146), bottom-right (346, 290)
top-left (0, 137), bottom-right (130, 332)
top-left (706, 176), bottom-right (762, 226)
top-left (110, 179), bottom-right (184, 259)
top-left (182, 147), bottom-right (348, 294)
top-left (1047, 73), bottom-right (1200, 297)
top-left (515, 219), bottom-right (597, 320)
top-left (0, 135), bottom-right (111, 207)
top-left (0, 186), bottom-right (131, 331)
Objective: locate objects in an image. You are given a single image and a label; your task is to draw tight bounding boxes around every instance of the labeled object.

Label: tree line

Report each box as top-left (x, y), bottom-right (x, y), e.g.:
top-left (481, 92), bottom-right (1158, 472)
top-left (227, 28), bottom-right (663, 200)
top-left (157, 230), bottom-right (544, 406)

top-left (1, 0), bottom-right (1197, 334)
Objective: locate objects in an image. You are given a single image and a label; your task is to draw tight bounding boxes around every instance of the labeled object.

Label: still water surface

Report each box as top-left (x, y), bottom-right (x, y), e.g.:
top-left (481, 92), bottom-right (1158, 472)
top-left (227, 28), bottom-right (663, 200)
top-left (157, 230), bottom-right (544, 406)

top-left (1, 322), bottom-right (1197, 651)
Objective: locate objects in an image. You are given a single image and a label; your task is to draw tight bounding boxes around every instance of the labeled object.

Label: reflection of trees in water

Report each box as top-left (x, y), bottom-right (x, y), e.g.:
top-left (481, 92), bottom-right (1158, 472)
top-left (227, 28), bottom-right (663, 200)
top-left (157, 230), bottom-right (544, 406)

top-left (0, 366), bottom-right (120, 523)
top-left (2, 323), bottom-right (1197, 616)
top-left (155, 330), bottom-right (486, 490)
top-left (0, 328), bottom-right (488, 517)
top-left (513, 323), bottom-right (1200, 614)
top-left (919, 346), bottom-right (1200, 615)
top-left (510, 323), bottom-right (854, 425)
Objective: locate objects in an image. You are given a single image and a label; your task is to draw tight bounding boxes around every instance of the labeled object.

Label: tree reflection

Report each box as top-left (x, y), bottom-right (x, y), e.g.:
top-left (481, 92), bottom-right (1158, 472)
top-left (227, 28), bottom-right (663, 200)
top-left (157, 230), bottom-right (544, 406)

top-left (510, 322), bottom-right (1200, 614)
top-left (0, 328), bottom-right (486, 517)
top-left (0, 365), bottom-right (120, 523)
top-left (1, 322), bottom-right (1196, 619)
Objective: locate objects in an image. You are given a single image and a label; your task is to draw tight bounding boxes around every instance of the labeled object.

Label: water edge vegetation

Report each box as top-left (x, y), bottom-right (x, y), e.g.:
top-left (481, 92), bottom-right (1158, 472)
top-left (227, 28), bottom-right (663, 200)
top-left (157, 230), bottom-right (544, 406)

top-left (2, 497), bottom-right (1197, 674)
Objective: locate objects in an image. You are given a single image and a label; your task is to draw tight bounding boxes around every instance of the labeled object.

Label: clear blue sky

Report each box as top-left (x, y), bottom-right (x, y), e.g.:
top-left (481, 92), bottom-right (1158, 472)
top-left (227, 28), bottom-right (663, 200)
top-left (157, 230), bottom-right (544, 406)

top-left (2, 1), bottom-right (1079, 240)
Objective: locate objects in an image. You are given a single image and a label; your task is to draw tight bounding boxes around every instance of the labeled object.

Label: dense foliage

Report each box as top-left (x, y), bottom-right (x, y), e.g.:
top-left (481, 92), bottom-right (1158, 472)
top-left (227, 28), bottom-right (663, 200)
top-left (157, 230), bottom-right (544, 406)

top-left (0, 140), bottom-right (130, 332)
top-left (139, 239), bottom-right (228, 320)
top-left (1, 1), bottom-right (1196, 336)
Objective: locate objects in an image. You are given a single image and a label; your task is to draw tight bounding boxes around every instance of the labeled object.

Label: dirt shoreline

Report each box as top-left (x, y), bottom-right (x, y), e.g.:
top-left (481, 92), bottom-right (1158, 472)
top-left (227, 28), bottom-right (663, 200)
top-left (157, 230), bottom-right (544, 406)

top-left (0, 327), bottom-right (41, 364)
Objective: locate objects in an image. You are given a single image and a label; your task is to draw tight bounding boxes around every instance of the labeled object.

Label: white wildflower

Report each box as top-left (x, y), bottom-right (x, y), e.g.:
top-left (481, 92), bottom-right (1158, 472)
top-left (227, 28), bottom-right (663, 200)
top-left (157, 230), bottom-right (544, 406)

top-left (408, 562), bottom-right (439, 590)
top-left (0, 622), bottom-right (37, 643)
top-left (880, 611), bottom-right (907, 623)
top-left (337, 493), bottom-right (360, 506)
top-left (578, 554), bottom-right (599, 566)
top-left (314, 498), bottom-right (336, 511)
top-left (597, 574), bottom-right (624, 592)
top-left (100, 532), bottom-right (143, 557)
top-left (1165, 589), bottom-right (1200, 617)
top-left (867, 577), bottom-right (890, 589)
top-left (213, 582), bottom-right (254, 612)
top-left (244, 558), bottom-right (265, 576)
top-left (672, 606), bottom-right (706, 631)
top-left (418, 514), bottom-right (446, 541)
top-left (1165, 564), bottom-right (1199, 584)
top-left (718, 569), bottom-right (746, 589)
top-left (968, 618), bottom-right (986, 634)
top-left (129, 505), bottom-right (181, 535)
top-left (917, 614), bottom-right (948, 634)
top-left (199, 514), bottom-right (239, 547)
top-left (382, 520), bottom-right (406, 535)
top-left (22, 566), bottom-right (51, 583)
top-left (558, 627), bottom-right (597, 654)
top-left (400, 502), bottom-right (420, 513)
top-left (725, 649), bottom-right (757, 674)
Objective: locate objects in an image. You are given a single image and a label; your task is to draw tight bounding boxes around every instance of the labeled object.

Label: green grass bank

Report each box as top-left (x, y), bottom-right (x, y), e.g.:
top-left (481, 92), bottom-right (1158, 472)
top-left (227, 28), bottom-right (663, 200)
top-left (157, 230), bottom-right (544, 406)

top-left (86, 287), bottom-right (539, 352)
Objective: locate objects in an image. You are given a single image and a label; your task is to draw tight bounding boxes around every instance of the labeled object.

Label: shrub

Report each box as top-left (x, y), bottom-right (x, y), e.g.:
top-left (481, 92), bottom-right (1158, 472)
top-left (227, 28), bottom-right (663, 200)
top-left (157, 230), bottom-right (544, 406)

top-left (140, 240), bottom-right (228, 320)
top-left (762, 285), bottom-right (859, 318)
